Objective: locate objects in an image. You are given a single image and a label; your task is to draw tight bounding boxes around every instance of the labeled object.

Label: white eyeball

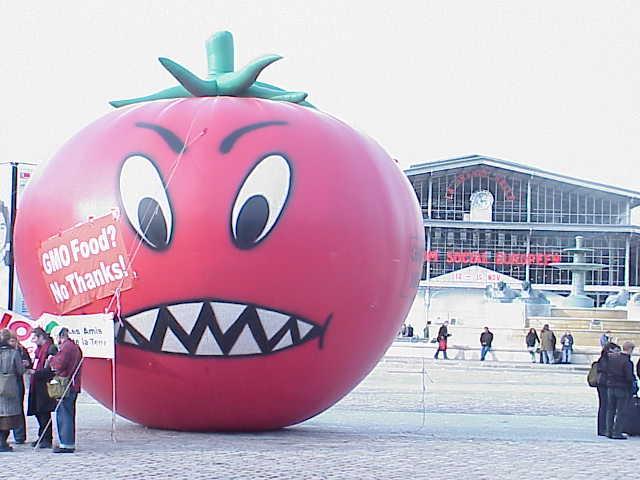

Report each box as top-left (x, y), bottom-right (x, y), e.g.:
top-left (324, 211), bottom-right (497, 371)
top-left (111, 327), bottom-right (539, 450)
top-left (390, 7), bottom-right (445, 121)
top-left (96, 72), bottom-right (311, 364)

top-left (119, 154), bottom-right (173, 249)
top-left (231, 154), bottom-right (292, 249)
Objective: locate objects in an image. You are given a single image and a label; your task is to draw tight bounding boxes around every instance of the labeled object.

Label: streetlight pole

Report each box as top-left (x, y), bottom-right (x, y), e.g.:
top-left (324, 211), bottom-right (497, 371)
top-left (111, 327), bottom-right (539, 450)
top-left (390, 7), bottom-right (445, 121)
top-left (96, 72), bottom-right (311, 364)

top-left (7, 162), bottom-right (18, 310)
top-left (1, 161), bottom-right (37, 311)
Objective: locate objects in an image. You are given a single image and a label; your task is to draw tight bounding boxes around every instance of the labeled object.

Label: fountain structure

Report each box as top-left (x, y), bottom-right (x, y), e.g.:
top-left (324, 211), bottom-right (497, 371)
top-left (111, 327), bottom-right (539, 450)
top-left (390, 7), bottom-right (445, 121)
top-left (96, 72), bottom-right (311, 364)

top-left (550, 235), bottom-right (605, 308)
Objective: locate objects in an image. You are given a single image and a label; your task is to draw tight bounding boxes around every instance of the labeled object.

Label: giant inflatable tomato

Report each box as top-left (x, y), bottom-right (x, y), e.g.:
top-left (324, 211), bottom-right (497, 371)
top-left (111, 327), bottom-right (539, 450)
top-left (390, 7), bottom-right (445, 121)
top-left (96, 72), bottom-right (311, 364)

top-left (14, 32), bottom-right (424, 431)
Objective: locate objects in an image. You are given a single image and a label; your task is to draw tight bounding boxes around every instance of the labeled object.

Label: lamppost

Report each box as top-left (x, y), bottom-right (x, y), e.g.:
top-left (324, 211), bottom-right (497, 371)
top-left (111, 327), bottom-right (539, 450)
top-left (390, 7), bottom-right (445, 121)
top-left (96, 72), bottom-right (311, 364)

top-left (1, 161), bottom-right (37, 310)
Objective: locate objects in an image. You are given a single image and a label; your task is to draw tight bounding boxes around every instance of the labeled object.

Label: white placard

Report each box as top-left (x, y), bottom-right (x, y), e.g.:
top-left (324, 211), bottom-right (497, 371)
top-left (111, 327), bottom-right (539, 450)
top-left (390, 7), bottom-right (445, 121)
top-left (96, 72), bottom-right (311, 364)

top-left (39, 312), bottom-right (114, 359)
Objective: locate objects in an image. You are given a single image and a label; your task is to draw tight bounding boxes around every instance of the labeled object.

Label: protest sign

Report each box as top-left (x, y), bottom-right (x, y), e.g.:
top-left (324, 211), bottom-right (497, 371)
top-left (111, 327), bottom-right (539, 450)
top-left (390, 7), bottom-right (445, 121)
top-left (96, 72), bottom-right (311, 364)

top-left (0, 306), bottom-right (38, 356)
top-left (39, 312), bottom-right (115, 359)
top-left (38, 212), bottom-right (133, 314)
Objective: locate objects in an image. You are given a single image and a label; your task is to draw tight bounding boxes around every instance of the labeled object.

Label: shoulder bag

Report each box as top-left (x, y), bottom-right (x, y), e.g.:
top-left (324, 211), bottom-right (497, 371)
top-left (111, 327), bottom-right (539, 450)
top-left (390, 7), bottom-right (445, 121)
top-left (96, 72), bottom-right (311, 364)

top-left (587, 361), bottom-right (601, 387)
top-left (47, 375), bottom-right (70, 400)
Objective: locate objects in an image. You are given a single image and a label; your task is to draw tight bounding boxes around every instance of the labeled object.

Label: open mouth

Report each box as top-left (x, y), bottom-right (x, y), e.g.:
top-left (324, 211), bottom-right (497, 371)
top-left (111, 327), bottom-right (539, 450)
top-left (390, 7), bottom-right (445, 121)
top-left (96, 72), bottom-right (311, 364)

top-left (115, 300), bottom-right (331, 357)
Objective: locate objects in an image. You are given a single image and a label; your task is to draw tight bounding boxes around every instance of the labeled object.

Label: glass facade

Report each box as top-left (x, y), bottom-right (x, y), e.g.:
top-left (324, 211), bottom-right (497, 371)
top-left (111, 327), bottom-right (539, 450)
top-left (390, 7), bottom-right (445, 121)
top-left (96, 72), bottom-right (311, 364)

top-left (408, 162), bottom-right (640, 294)
top-left (530, 180), bottom-right (628, 225)
top-left (423, 228), bottom-right (629, 287)
top-left (410, 166), bottom-right (630, 225)
top-left (629, 238), bottom-right (640, 287)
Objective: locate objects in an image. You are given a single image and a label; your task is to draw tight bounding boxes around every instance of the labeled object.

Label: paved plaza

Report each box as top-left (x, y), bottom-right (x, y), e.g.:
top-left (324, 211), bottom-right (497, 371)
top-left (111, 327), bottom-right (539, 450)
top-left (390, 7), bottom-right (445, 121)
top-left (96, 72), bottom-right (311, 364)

top-left (3, 353), bottom-right (639, 479)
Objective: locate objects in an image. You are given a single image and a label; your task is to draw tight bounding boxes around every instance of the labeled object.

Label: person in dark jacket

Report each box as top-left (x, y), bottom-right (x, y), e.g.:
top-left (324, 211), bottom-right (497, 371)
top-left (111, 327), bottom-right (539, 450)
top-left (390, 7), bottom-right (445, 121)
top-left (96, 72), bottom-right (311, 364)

top-left (434, 322), bottom-right (450, 360)
top-left (604, 341), bottom-right (636, 439)
top-left (480, 327), bottom-right (494, 361)
top-left (560, 331), bottom-right (574, 364)
top-left (526, 328), bottom-right (539, 363)
top-left (595, 342), bottom-right (619, 436)
top-left (25, 328), bottom-right (58, 448)
top-left (600, 331), bottom-right (613, 348)
top-left (8, 332), bottom-right (32, 445)
top-left (423, 321), bottom-right (431, 341)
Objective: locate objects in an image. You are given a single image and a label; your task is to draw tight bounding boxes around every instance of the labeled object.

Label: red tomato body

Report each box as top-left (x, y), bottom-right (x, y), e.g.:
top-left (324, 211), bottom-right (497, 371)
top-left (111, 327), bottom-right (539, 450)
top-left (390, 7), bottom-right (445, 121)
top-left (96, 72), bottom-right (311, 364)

top-left (14, 97), bottom-right (424, 431)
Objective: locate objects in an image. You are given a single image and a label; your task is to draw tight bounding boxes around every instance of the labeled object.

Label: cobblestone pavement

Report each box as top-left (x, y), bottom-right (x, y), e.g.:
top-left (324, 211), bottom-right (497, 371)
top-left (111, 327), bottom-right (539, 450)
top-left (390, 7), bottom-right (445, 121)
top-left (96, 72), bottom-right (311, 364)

top-left (3, 357), bottom-right (639, 479)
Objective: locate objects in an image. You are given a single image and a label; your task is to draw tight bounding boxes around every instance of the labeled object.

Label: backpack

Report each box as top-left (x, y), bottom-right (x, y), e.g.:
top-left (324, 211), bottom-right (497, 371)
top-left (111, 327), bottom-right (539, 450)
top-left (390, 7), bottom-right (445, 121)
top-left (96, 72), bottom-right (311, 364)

top-left (587, 361), bottom-right (601, 387)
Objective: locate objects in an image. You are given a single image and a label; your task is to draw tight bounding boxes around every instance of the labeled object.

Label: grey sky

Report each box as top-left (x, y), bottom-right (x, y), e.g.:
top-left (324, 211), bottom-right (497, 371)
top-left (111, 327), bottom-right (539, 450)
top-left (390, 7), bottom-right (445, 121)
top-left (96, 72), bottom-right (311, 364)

top-left (1, 0), bottom-right (639, 191)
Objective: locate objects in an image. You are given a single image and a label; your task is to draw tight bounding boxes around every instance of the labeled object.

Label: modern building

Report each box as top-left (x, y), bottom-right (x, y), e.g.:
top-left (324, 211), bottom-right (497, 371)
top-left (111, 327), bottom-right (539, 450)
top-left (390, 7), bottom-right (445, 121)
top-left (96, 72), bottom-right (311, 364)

top-left (404, 154), bottom-right (640, 306)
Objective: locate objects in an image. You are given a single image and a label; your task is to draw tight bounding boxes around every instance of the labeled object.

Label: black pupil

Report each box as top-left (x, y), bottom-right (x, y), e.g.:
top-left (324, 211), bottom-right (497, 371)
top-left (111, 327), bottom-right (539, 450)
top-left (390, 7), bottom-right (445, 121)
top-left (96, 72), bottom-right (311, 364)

top-left (138, 197), bottom-right (168, 248)
top-left (235, 195), bottom-right (269, 249)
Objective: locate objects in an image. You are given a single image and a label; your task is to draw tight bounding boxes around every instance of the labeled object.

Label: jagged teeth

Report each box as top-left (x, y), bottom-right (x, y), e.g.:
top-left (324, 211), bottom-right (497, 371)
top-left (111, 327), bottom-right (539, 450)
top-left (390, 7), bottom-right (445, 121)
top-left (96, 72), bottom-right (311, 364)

top-left (118, 301), bottom-right (321, 357)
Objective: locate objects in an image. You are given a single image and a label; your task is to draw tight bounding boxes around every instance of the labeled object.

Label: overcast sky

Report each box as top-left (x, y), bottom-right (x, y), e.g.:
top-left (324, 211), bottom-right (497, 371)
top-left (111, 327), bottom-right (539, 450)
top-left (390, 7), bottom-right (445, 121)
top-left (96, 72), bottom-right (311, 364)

top-left (1, 1), bottom-right (639, 190)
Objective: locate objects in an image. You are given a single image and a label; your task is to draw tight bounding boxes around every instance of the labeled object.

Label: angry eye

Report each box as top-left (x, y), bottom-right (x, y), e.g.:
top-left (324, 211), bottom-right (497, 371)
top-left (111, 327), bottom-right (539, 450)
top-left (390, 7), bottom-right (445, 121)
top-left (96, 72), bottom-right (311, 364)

top-left (231, 154), bottom-right (292, 249)
top-left (119, 154), bottom-right (173, 250)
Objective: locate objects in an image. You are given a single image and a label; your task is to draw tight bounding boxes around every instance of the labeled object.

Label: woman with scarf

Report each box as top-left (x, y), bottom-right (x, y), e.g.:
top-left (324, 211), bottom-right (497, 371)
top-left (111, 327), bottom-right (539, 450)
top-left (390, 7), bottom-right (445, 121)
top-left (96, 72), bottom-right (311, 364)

top-left (8, 331), bottom-right (32, 445)
top-left (0, 328), bottom-right (25, 452)
top-left (26, 327), bottom-right (58, 448)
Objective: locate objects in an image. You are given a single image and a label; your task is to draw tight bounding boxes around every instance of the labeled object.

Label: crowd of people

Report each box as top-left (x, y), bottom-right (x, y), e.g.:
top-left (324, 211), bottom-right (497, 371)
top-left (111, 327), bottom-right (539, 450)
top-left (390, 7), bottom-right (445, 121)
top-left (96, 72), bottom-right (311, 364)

top-left (0, 327), bottom-right (83, 453)
top-left (399, 321), bottom-right (577, 364)
top-left (524, 325), bottom-right (574, 364)
top-left (473, 324), bottom-right (574, 364)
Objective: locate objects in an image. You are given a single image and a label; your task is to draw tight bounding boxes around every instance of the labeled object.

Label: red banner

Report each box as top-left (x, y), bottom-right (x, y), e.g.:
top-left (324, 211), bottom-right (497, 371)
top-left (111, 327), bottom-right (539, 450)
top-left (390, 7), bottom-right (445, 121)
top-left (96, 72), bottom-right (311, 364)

top-left (38, 213), bottom-right (134, 314)
top-left (424, 250), bottom-right (561, 266)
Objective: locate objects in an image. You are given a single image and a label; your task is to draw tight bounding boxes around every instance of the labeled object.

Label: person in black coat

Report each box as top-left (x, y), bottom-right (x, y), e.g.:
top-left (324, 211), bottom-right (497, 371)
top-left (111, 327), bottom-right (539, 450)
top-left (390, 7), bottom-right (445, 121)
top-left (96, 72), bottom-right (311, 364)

top-left (604, 341), bottom-right (636, 439)
top-left (525, 328), bottom-right (539, 363)
top-left (596, 342), bottom-right (619, 436)
top-left (25, 328), bottom-right (58, 448)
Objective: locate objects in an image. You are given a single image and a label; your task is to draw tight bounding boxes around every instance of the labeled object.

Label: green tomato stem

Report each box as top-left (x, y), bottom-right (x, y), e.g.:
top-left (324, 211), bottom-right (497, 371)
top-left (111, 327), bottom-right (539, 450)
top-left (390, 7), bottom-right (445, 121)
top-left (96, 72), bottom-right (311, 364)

top-left (206, 31), bottom-right (234, 76)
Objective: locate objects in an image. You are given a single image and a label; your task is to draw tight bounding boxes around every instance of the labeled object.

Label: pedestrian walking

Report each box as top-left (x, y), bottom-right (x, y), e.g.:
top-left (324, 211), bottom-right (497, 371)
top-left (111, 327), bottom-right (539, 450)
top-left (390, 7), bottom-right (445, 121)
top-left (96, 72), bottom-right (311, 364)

top-left (560, 331), bottom-right (574, 364)
top-left (603, 341), bottom-right (635, 439)
top-left (480, 327), bottom-right (494, 361)
top-left (49, 327), bottom-right (83, 453)
top-left (25, 327), bottom-right (58, 449)
top-left (434, 321), bottom-right (450, 360)
top-left (0, 329), bottom-right (26, 452)
top-left (8, 332), bottom-right (32, 445)
top-left (525, 328), bottom-right (539, 363)
top-left (540, 324), bottom-right (556, 364)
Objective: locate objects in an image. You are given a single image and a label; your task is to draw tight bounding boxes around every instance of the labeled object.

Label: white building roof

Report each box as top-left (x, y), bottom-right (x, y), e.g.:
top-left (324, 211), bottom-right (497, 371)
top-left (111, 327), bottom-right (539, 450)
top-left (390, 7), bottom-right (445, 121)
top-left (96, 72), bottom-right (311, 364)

top-left (405, 154), bottom-right (640, 203)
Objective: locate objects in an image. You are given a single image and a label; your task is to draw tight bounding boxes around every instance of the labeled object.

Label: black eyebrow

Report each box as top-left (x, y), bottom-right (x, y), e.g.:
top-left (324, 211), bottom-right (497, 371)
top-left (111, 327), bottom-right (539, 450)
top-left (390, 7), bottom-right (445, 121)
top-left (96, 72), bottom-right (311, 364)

top-left (219, 121), bottom-right (288, 154)
top-left (136, 122), bottom-right (186, 154)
